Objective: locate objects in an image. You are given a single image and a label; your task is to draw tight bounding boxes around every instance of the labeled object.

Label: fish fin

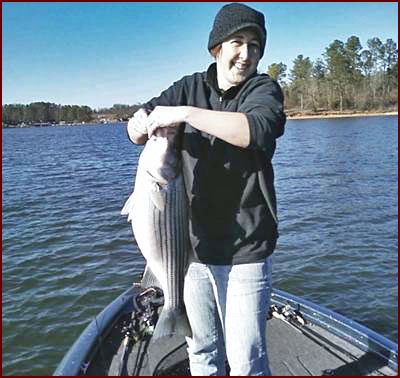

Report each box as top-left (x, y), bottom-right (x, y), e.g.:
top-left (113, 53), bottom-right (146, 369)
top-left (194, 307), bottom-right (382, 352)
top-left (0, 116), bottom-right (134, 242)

top-left (141, 265), bottom-right (161, 289)
top-left (150, 185), bottom-right (165, 211)
top-left (121, 192), bottom-right (136, 221)
top-left (152, 307), bottom-right (192, 340)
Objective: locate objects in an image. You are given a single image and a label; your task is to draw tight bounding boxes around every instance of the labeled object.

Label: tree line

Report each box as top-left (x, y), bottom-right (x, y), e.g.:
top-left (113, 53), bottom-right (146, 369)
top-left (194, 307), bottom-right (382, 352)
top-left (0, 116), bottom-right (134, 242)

top-left (2, 102), bottom-right (143, 127)
top-left (3, 35), bottom-right (397, 126)
top-left (2, 102), bottom-right (93, 126)
top-left (267, 36), bottom-right (398, 114)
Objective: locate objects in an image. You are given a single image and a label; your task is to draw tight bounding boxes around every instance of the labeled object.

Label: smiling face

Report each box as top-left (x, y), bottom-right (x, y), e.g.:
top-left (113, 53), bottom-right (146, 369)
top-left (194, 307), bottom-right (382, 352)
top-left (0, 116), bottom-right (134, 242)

top-left (215, 28), bottom-right (261, 91)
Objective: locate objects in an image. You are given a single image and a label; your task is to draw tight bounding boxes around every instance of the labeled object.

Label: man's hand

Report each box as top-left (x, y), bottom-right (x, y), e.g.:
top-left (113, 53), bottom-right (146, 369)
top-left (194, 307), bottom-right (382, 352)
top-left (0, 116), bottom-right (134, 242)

top-left (146, 106), bottom-right (189, 138)
top-left (127, 108), bottom-right (149, 144)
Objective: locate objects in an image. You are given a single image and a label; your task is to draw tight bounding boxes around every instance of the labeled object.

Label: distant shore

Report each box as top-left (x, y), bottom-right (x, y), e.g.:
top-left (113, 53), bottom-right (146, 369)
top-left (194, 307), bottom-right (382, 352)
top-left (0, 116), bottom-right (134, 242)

top-left (287, 110), bottom-right (398, 120)
top-left (3, 110), bottom-right (398, 128)
top-left (2, 120), bottom-right (122, 128)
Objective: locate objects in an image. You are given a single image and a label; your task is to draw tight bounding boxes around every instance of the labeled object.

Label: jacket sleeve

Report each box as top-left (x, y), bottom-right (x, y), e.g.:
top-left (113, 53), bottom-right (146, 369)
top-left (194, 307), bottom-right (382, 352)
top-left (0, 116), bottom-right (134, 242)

top-left (142, 76), bottom-right (188, 114)
top-left (238, 76), bottom-right (286, 157)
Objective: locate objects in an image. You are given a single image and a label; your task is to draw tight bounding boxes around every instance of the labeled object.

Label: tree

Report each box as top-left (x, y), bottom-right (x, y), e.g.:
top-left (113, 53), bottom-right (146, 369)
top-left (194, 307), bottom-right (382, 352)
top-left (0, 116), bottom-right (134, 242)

top-left (2, 104), bottom-right (25, 125)
top-left (345, 36), bottom-right (362, 75)
top-left (360, 50), bottom-right (374, 77)
top-left (311, 59), bottom-right (327, 110)
top-left (366, 37), bottom-right (398, 105)
top-left (345, 36), bottom-right (364, 108)
top-left (324, 40), bottom-right (353, 111)
top-left (267, 62), bottom-right (287, 85)
top-left (367, 37), bottom-right (385, 72)
top-left (384, 39), bottom-right (398, 71)
top-left (383, 39), bottom-right (398, 102)
top-left (77, 106), bottom-right (93, 122)
top-left (290, 55), bottom-right (313, 111)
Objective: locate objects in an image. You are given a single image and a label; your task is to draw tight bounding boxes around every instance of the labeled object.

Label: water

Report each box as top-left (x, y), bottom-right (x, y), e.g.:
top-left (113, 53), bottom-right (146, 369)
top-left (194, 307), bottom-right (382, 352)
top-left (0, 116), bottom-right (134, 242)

top-left (2, 116), bottom-right (398, 375)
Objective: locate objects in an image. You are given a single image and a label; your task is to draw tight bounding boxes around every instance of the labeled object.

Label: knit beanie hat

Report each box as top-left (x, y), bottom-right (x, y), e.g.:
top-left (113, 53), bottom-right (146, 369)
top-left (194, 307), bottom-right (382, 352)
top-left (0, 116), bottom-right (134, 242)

top-left (208, 3), bottom-right (267, 58)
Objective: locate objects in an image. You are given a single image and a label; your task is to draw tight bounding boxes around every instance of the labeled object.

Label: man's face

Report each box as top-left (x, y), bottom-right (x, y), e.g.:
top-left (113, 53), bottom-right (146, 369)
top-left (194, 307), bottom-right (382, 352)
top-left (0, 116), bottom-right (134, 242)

top-left (216, 28), bottom-right (261, 91)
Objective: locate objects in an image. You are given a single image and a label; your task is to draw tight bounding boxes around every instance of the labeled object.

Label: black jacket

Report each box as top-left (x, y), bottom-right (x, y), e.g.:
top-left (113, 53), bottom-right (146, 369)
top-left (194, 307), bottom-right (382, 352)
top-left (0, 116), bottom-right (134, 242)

top-left (142, 63), bottom-right (286, 264)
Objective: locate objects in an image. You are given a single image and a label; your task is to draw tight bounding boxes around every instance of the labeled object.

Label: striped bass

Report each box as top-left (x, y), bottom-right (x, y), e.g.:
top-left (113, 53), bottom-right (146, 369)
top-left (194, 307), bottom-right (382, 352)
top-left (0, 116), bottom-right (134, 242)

top-left (121, 127), bottom-right (191, 339)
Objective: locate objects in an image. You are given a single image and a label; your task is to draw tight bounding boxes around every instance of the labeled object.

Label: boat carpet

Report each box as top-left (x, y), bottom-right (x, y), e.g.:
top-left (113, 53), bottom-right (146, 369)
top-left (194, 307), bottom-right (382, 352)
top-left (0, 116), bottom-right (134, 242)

top-left (86, 314), bottom-right (396, 376)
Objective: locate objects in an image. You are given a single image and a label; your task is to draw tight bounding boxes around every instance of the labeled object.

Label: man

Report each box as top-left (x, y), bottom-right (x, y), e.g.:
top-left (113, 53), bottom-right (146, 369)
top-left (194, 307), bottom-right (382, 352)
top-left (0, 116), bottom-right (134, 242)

top-left (127, 3), bottom-right (285, 375)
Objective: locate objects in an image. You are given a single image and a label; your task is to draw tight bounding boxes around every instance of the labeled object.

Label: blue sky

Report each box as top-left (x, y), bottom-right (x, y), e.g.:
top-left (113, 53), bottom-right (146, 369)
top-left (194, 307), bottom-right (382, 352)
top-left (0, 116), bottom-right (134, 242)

top-left (3, 2), bottom-right (398, 109)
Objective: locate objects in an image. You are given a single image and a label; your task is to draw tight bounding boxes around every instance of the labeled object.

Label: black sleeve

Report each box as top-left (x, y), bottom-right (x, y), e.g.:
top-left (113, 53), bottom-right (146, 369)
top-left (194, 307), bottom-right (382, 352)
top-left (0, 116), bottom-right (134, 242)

top-left (142, 76), bottom-right (188, 114)
top-left (238, 76), bottom-right (286, 156)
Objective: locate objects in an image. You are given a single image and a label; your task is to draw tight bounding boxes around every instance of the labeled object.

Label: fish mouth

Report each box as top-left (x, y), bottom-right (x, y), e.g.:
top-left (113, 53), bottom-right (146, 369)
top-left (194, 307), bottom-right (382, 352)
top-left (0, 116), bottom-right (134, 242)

top-left (153, 126), bottom-right (180, 140)
top-left (145, 167), bottom-right (180, 186)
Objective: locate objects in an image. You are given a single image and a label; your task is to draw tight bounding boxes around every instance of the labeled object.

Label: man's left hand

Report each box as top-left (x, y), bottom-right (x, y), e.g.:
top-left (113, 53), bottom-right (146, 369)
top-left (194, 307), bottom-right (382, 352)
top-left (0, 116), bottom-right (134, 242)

top-left (146, 106), bottom-right (189, 138)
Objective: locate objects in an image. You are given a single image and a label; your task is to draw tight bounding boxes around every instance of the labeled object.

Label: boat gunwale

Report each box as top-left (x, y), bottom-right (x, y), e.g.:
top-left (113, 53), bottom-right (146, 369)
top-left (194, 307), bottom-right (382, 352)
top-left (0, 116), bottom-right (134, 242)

top-left (53, 285), bottom-right (142, 376)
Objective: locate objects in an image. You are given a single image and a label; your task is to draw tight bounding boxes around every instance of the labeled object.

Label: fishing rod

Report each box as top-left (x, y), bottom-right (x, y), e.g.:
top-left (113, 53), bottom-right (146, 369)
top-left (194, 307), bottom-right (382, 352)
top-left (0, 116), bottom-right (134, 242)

top-left (117, 287), bottom-right (163, 376)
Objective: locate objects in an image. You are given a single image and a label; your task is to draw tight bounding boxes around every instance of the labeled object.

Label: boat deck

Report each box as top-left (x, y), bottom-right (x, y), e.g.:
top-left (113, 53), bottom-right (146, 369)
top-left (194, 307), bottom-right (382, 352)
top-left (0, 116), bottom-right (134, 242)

top-left (85, 313), bottom-right (396, 376)
top-left (268, 318), bottom-right (395, 376)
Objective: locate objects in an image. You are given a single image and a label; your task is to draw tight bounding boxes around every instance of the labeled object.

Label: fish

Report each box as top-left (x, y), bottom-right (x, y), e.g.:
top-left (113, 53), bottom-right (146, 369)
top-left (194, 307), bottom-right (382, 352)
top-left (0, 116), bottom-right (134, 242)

top-left (121, 126), bottom-right (192, 339)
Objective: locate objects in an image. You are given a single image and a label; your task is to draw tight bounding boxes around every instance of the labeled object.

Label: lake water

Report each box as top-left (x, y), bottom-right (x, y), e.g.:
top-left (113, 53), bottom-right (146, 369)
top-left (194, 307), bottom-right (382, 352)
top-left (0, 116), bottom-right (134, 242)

top-left (2, 115), bottom-right (398, 375)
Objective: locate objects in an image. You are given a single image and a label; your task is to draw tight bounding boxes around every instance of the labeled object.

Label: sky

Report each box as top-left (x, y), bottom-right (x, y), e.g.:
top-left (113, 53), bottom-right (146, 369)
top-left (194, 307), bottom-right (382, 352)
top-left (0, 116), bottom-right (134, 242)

top-left (3, 2), bottom-right (398, 110)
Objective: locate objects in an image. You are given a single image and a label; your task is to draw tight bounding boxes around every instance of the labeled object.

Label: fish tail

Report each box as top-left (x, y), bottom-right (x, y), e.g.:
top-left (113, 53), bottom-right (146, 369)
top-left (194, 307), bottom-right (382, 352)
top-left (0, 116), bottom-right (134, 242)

top-left (152, 307), bottom-right (192, 339)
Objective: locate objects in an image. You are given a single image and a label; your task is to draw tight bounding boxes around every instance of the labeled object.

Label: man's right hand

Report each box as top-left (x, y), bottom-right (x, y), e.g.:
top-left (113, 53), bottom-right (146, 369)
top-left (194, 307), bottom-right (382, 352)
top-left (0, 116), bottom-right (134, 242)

top-left (127, 108), bottom-right (149, 144)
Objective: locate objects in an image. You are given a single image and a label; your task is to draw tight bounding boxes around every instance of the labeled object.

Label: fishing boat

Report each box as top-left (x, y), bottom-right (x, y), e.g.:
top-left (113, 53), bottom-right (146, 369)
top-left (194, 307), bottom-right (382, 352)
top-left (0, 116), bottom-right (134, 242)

top-left (54, 275), bottom-right (398, 376)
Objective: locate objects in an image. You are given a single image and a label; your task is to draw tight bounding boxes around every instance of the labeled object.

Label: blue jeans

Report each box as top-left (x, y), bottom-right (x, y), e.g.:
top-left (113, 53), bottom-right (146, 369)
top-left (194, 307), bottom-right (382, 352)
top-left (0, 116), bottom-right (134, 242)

top-left (183, 256), bottom-right (272, 376)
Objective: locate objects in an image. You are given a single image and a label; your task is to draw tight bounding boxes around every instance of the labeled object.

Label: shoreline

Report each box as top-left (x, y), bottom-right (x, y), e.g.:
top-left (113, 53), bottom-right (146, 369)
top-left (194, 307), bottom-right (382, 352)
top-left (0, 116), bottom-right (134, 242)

top-left (3, 111), bottom-right (398, 128)
top-left (287, 111), bottom-right (398, 120)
